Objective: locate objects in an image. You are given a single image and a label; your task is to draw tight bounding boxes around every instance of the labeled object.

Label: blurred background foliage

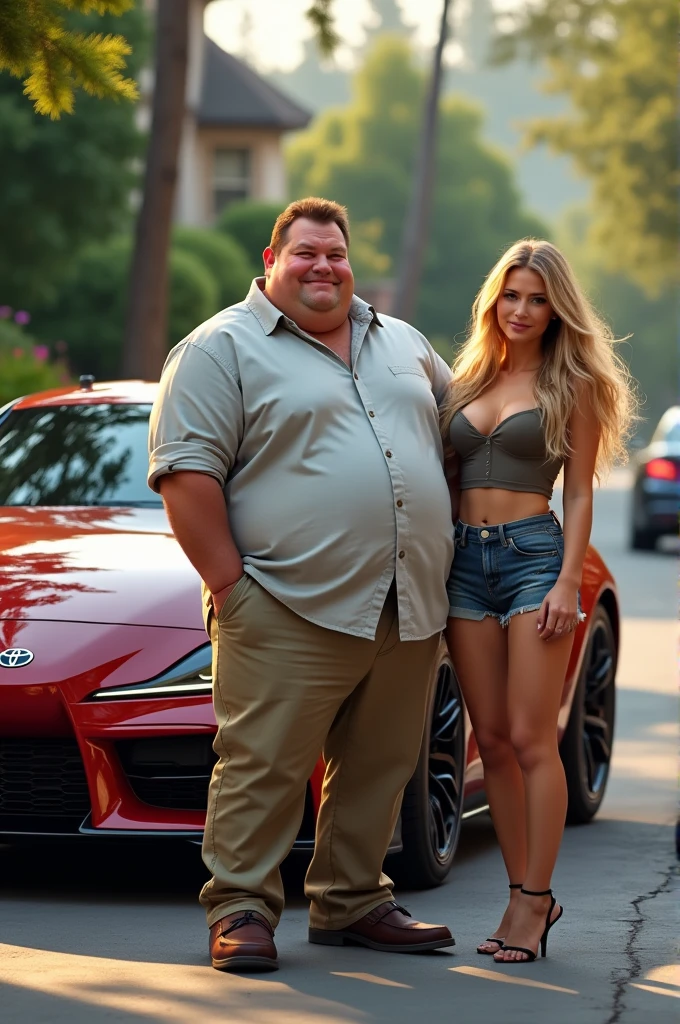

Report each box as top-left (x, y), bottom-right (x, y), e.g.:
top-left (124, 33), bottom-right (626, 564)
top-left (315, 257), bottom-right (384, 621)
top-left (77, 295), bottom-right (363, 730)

top-left (0, 0), bottom-right (675, 435)
top-left (0, 318), bottom-right (71, 407)
top-left (287, 36), bottom-right (546, 347)
top-left (495, 0), bottom-right (677, 296)
top-left (0, 3), bottom-right (148, 309)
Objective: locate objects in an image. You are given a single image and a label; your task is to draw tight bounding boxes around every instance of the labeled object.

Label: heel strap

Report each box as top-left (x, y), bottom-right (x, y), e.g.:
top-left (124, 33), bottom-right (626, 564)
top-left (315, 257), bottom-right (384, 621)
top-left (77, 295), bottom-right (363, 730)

top-left (508, 883), bottom-right (523, 890)
top-left (521, 887), bottom-right (552, 897)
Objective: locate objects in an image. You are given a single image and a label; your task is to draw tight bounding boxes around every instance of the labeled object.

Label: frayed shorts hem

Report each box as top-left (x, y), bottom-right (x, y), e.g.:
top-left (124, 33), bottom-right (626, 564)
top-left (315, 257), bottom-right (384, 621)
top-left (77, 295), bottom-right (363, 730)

top-left (448, 602), bottom-right (543, 629)
top-left (448, 603), bottom-right (587, 629)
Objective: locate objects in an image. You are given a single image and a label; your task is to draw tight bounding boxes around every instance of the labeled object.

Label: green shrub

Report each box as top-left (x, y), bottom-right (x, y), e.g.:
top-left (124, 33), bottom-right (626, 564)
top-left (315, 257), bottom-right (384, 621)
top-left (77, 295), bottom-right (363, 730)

top-left (168, 246), bottom-right (221, 346)
top-left (34, 236), bottom-right (220, 379)
top-left (216, 200), bottom-right (285, 270)
top-left (0, 352), bottom-right (70, 406)
top-left (0, 319), bottom-right (32, 349)
top-left (173, 226), bottom-right (255, 309)
top-left (0, 320), bottom-right (71, 405)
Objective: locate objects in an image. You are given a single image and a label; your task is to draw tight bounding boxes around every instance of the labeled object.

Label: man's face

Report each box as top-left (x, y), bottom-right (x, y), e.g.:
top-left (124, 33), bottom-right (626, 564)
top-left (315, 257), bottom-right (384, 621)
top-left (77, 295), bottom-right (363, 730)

top-left (263, 218), bottom-right (354, 330)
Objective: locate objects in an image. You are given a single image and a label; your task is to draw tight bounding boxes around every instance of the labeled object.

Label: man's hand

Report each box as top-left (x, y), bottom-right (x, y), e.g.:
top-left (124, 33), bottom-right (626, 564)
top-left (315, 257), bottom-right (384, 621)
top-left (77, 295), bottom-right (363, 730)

top-left (211, 575), bottom-right (245, 615)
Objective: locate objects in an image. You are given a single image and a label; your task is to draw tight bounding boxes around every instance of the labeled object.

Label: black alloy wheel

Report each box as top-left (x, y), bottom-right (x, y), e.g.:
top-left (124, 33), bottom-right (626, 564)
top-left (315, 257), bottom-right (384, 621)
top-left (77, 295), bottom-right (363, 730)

top-left (392, 642), bottom-right (466, 888)
top-left (561, 604), bottom-right (617, 823)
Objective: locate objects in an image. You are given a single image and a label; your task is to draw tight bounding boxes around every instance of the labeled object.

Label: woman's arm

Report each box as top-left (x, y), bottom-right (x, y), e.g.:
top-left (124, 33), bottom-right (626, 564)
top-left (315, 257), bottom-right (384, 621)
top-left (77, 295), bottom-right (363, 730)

top-left (538, 386), bottom-right (600, 640)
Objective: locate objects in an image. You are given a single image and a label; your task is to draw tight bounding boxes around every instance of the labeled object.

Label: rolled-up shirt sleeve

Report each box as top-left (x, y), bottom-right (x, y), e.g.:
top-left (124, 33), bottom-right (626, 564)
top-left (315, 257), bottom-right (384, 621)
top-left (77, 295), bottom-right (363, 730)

top-left (148, 338), bottom-right (243, 493)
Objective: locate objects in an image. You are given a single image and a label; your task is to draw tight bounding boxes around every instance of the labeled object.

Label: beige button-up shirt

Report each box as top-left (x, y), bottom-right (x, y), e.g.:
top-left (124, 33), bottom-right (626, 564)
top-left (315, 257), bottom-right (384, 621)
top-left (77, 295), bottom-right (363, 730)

top-left (148, 279), bottom-right (454, 640)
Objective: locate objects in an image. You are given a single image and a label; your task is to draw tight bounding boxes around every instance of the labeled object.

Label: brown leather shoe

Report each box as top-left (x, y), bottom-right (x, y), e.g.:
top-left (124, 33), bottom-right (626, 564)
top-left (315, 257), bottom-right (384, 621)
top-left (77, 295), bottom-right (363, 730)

top-left (308, 901), bottom-right (455, 953)
top-left (209, 910), bottom-right (279, 972)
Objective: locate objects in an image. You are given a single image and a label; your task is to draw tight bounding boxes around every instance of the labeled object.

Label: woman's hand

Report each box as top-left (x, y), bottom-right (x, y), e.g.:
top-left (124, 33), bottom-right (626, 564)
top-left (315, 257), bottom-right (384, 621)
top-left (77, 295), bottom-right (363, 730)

top-left (211, 574), bottom-right (244, 615)
top-left (537, 579), bottom-right (579, 641)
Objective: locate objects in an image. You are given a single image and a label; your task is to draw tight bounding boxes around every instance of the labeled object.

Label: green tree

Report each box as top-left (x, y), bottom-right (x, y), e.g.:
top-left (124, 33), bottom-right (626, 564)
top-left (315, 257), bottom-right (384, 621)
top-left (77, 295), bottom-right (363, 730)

top-left (0, 2), bottom-right (147, 309)
top-left (33, 235), bottom-right (220, 379)
top-left (287, 36), bottom-right (546, 343)
top-left (0, 0), bottom-right (138, 117)
top-left (557, 210), bottom-right (676, 436)
top-left (495, 0), bottom-right (677, 294)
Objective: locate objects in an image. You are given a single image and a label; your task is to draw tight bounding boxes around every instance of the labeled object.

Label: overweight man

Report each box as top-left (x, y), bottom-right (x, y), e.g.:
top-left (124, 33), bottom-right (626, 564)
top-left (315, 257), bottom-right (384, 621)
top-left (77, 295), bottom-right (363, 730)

top-left (148, 197), bottom-right (455, 972)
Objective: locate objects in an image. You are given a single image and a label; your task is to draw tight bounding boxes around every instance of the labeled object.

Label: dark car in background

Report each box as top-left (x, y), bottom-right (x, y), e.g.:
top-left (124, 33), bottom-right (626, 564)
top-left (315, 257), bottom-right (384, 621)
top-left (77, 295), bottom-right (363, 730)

top-left (629, 406), bottom-right (680, 550)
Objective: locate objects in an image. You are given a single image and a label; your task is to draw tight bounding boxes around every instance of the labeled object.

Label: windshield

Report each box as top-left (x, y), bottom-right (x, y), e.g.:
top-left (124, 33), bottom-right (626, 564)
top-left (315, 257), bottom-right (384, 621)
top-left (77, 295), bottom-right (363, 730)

top-left (0, 404), bottom-right (162, 507)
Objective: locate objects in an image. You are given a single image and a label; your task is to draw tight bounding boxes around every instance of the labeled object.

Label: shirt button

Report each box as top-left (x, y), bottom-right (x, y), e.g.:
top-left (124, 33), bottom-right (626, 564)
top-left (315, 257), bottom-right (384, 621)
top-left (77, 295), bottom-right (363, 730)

top-left (398, 550), bottom-right (405, 558)
top-left (386, 450), bottom-right (392, 458)
top-left (396, 500), bottom-right (403, 508)
top-left (354, 373), bottom-right (359, 380)
top-left (480, 529), bottom-right (490, 538)
top-left (369, 411), bottom-right (375, 418)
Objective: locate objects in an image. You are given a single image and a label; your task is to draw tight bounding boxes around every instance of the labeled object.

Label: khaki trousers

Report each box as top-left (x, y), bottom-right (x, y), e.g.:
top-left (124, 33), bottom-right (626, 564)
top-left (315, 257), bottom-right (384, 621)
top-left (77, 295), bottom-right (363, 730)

top-left (199, 574), bottom-right (440, 930)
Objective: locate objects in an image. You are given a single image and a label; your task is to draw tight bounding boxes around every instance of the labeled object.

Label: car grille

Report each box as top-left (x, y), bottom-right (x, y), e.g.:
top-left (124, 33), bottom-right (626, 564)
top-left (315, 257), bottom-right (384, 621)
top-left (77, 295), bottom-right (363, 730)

top-left (0, 737), bottom-right (91, 832)
top-left (116, 736), bottom-right (317, 841)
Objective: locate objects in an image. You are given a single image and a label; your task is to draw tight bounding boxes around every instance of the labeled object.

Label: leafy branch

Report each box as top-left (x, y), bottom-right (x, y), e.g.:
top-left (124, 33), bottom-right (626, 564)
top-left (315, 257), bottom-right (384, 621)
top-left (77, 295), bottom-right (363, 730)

top-left (0, 0), bottom-right (138, 117)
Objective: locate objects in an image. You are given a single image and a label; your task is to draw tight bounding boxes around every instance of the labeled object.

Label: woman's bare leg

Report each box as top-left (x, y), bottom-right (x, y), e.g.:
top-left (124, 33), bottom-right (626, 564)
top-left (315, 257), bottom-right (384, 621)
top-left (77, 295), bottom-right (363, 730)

top-left (494, 612), bottom-right (574, 962)
top-left (446, 616), bottom-right (525, 949)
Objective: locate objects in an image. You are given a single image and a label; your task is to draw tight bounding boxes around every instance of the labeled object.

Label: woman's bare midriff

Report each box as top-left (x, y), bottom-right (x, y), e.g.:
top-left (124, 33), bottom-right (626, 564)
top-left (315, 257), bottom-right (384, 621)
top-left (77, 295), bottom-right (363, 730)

top-left (458, 487), bottom-right (550, 527)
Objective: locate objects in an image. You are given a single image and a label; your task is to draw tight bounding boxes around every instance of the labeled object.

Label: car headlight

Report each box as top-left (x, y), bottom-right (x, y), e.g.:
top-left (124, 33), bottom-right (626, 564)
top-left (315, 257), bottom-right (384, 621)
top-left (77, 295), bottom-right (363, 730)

top-left (87, 644), bottom-right (212, 701)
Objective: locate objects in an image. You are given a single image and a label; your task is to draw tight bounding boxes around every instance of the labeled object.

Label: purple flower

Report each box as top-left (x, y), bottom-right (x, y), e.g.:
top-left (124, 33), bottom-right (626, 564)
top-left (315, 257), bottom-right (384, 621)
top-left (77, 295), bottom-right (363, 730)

top-left (0, 306), bottom-right (12, 319)
top-left (14, 310), bottom-right (31, 326)
top-left (33, 345), bottom-right (49, 362)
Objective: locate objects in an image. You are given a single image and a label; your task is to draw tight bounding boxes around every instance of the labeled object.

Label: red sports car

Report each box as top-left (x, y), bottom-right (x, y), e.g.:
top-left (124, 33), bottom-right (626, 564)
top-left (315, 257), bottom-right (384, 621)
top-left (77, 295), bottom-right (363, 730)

top-left (0, 380), bottom-right (619, 886)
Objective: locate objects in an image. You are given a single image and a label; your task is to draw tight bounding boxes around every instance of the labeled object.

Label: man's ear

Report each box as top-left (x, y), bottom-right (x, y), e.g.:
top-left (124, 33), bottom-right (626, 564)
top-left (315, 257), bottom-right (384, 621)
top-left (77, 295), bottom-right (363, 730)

top-left (263, 247), bottom-right (275, 276)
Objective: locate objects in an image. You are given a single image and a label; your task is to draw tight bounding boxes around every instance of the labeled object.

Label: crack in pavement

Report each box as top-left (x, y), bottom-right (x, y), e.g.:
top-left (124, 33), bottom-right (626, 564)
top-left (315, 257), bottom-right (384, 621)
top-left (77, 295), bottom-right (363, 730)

top-left (604, 863), bottom-right (677, 1024)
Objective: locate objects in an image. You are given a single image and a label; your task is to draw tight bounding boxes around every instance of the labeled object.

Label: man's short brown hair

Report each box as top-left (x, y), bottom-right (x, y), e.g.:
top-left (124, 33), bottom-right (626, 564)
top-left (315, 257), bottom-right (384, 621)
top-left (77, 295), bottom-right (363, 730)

top-left (269, 197), bottom-right (350, 255)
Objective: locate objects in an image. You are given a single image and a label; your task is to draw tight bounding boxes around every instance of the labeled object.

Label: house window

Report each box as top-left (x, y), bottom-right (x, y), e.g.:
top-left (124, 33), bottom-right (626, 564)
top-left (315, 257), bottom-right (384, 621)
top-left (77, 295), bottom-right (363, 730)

top-left (213, 148), bottom-right (250, 216)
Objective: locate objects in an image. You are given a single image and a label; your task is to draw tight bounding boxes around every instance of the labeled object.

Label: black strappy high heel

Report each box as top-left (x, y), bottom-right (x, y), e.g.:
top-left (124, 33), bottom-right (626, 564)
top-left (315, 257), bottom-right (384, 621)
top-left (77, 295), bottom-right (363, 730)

top-left (494, 887), bottom-right (563, 963)
top-left (476, 883), bottom-right (523, 955)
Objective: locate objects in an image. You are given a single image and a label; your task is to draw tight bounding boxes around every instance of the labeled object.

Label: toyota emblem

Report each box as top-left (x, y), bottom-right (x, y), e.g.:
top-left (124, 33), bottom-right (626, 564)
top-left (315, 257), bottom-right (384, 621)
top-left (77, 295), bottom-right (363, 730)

top-left (0, 648), bottom-right (35, 668)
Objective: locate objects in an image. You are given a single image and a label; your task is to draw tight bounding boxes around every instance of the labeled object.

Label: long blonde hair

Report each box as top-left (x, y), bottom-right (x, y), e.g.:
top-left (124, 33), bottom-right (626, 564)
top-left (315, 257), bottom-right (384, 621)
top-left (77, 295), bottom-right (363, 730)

top-left (440, 239), bottom-right (636, 477)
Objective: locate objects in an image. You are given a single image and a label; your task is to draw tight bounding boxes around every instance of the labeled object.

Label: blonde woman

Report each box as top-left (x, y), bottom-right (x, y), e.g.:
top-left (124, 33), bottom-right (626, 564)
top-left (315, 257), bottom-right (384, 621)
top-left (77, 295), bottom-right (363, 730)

top-left (441, 239), bottom-right (634, 964)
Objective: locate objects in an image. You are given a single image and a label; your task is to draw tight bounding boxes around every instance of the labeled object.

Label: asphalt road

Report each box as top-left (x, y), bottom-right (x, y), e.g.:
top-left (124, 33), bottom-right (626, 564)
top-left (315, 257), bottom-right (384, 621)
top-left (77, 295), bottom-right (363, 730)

top-left (1, 478), bottom-right (677, 1024)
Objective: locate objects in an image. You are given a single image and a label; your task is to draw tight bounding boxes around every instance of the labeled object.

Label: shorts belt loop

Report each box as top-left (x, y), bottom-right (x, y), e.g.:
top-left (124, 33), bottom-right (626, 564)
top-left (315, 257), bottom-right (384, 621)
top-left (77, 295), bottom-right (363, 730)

top-left (459, 522), bottom-right (468, 548)
top-left (498, 522), bottom-right (508, 547)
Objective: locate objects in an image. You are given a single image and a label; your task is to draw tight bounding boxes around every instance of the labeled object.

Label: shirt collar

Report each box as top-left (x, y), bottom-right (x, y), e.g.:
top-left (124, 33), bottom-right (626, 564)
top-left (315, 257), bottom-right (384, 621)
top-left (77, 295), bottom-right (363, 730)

top-left (245, 277), bottom-right (383, 336)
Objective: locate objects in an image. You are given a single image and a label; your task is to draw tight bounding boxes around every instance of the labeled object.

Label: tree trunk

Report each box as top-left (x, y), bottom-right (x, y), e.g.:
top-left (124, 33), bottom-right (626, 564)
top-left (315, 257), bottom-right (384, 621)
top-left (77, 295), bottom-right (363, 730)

top-left (392, 0), bottom-right (452, 323)
top-left (122, 0), bottom-right (190, 380)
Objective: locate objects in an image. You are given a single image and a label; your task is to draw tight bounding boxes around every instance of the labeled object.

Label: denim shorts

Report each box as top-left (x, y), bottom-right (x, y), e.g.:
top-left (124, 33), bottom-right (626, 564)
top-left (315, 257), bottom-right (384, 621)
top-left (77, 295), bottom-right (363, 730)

top-left (446, 512), bottom-right (585, 628)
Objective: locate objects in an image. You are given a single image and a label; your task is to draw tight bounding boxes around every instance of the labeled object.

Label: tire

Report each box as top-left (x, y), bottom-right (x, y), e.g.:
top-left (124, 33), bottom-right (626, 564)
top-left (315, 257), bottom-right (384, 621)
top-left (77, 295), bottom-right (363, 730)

top-left (391, 642), bottom-right (466, 888)
top-left (560, 604), bottom-right (617, 824)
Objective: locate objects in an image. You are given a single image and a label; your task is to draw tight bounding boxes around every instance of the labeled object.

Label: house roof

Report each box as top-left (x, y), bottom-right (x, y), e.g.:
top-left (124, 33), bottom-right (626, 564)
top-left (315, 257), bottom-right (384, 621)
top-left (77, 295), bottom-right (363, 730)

top-left (199, 38), bottom-right (311, 130)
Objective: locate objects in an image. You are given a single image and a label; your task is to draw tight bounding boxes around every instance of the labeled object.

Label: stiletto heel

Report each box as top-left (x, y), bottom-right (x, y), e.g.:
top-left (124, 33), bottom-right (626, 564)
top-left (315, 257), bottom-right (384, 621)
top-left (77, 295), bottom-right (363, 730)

top-left (494, 887), bottom-right (563, 963)
top-left (476, 883), bottom-right (523, 955)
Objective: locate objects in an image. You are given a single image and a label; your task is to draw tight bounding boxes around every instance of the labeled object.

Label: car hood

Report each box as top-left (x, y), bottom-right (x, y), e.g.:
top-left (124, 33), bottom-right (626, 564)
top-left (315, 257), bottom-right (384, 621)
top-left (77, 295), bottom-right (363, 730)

top-left (0, 507), bottom-right (203, 629)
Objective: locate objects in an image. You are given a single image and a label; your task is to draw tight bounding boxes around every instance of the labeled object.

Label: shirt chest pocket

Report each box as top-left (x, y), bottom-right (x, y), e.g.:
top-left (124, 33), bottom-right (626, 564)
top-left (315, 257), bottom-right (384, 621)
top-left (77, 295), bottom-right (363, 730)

top-left (389, 364), bottom-right (428, 380)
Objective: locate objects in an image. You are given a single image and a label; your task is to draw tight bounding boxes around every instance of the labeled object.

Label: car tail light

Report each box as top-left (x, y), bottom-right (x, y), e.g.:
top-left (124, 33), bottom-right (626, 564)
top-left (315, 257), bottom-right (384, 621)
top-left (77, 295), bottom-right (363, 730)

top-left (645, 458), bottom-right (678, 481)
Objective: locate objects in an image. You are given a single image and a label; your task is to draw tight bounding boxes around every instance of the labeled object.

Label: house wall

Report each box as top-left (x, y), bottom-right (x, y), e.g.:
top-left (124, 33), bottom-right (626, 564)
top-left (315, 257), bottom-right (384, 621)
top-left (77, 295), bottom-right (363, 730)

top-left (179, 128), bottom-right (288, 226)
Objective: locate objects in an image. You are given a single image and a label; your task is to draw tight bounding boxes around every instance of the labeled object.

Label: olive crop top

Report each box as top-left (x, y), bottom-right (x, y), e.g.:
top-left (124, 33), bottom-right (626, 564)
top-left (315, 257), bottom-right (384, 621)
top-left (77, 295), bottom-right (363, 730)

top-left (449, 408), bottom-right (563, 499)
